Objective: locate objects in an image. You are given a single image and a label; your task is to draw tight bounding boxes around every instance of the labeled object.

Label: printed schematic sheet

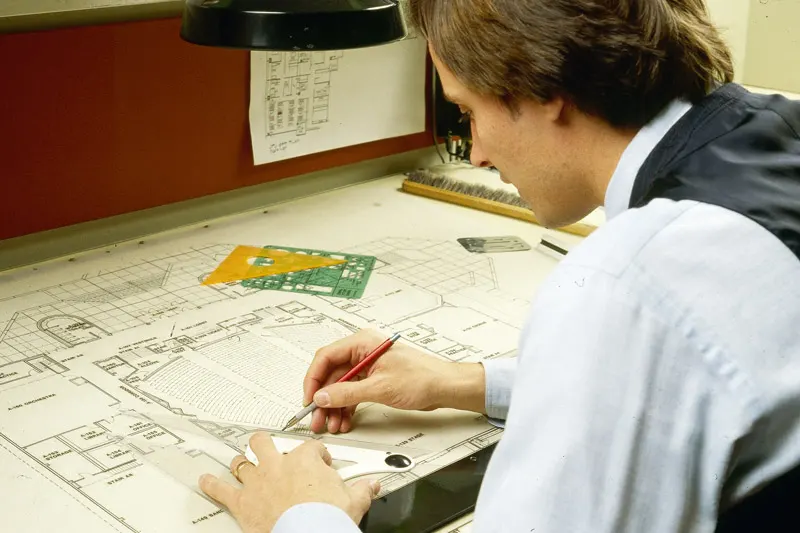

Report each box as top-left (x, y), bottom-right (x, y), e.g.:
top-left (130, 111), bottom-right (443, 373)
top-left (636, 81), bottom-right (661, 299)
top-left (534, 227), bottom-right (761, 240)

top-left (0, 168), bottom-right (570, 532)
top-left (248, 36), bottom-right (427, 164)
top-left (0, 235), bottom-right (532, 533)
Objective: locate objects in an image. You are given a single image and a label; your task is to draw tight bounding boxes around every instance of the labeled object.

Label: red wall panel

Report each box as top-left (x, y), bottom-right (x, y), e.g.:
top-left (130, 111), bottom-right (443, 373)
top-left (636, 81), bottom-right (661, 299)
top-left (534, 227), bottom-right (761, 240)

top-left (0, 17), bottom-right (431, 240)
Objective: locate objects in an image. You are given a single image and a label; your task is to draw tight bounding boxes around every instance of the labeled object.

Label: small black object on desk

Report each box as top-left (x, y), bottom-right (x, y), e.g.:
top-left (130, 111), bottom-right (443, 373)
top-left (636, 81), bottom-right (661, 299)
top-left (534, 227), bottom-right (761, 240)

top-left (359, 443), bottom-right (497, 533)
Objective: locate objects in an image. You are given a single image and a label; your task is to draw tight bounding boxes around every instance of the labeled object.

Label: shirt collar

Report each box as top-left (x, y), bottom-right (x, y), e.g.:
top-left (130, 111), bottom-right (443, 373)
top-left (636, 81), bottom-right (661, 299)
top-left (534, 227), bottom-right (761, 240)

top-left (604, 99), bottom-right (694, 219)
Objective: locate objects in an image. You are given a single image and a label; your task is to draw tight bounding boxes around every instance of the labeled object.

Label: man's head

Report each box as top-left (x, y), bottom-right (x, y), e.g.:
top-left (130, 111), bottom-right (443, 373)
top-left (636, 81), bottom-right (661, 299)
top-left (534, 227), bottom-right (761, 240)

top-left (408, 0), bottom-right (734, 227)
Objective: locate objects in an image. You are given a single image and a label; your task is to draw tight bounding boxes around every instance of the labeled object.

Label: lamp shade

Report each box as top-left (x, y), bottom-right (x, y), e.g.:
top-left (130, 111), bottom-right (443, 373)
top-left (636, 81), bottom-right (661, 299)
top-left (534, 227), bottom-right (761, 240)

top-left (180, 0), bottom-right (407, 51)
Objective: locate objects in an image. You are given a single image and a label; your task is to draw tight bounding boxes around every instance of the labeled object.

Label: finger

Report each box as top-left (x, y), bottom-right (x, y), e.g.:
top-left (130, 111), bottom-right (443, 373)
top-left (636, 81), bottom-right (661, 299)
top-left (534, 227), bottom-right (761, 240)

top-left (199, 474), bottom-right (240, 511)
top-left (340, 405), bottom-right (357, 433)
top-left (248, 431), bottom-right (279, 462)
top-left (230, 455), bottom-right (258, 484)
top-left (304, 329), bottom-right (380, 405)
top-left (304, 341), bottom-right (358, 405)
top-left (327, 407), bottom-right (342, 434)
top-left (295, 440), bottom-right (332, 466)
top-left (308, 366), bottom-right (349, 434)
top-left (315, 379), bottom-right (381, 409)
top-left (348, 478), bottom-right (381, 518)
top-left (310, 405), bottom-right (329, 434)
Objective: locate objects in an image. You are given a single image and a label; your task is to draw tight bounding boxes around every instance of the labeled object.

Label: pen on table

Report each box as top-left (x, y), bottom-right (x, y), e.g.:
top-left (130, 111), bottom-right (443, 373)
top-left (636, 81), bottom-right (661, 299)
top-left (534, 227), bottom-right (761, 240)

top-left (282, 332), bottom-right (402, 431)
top-left (540, 237), bottom-right (568, 256)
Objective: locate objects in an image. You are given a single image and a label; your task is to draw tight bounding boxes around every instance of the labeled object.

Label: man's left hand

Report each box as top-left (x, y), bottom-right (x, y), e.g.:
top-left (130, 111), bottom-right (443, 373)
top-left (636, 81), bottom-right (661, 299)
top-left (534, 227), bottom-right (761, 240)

top-left (198, 432), bottom-right (380, 532)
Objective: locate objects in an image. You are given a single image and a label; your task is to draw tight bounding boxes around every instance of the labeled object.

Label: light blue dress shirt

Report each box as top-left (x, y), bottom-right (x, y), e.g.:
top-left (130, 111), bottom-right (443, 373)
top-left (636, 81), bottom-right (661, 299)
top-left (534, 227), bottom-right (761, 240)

top-left (274, 100), bottom-right (800, 532)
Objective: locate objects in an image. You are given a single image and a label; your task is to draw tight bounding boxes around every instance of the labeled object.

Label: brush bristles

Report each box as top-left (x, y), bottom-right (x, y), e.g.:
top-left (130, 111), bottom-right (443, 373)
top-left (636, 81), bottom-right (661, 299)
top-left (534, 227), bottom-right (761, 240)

top-left (405, 170), bottom-right (531, 209)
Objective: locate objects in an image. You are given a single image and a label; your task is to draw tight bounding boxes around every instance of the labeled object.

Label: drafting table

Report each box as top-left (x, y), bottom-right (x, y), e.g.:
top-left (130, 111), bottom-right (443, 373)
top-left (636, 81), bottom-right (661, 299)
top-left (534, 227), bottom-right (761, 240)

top-left (0, 165), bottom-right (588, 533)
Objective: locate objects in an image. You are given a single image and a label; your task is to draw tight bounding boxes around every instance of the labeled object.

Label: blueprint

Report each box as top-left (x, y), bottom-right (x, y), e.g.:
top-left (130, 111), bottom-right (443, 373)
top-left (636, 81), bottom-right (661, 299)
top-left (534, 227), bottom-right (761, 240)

top-left (248, 35), bottom-right (427, 164)
top-left (0, 236), bottom-right (531, 532)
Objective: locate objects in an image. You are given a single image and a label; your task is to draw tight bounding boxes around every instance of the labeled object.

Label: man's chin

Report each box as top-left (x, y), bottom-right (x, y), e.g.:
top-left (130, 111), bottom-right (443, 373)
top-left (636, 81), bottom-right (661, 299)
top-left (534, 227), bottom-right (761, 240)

top-left (537, 210), bottom-right (592, 229)
top-left (522, 202), bottom-right (569, 229)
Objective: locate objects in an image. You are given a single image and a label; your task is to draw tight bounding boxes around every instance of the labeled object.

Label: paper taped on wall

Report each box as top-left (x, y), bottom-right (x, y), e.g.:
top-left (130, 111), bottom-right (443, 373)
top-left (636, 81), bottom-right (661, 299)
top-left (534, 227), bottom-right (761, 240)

top-left (248, 36), bottom-right (427, 165)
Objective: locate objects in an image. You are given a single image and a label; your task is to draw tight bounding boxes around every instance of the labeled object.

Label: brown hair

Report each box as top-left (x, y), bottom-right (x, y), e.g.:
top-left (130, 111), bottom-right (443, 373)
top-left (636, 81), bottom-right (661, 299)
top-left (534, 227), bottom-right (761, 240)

top-left (407, 0), bottom-right (735, 128)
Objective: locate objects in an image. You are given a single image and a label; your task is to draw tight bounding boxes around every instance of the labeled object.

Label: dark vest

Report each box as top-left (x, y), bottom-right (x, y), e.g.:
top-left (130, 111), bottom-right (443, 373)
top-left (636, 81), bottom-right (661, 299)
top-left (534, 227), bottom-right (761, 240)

top-left (630, 83), bottom-right (800, 532)
top-left (631, 83), bottom-right (800, 261)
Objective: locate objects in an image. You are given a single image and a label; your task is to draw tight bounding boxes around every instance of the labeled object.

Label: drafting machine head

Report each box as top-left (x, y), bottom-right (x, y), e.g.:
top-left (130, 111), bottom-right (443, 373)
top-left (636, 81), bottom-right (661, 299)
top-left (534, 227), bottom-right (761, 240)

top-left (180, 0), bottom-right (407, 51)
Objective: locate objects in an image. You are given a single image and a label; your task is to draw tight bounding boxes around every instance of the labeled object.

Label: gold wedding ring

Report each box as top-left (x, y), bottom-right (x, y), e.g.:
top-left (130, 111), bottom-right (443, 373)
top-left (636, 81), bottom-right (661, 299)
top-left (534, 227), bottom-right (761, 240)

top-left (232, 459), bottom-right (254, 483)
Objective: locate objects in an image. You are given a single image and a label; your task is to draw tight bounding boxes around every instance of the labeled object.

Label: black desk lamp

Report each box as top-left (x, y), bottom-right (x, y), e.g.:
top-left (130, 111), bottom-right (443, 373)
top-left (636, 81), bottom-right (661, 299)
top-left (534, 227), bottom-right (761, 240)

top-left (180, 0), bottom-right (407, 51)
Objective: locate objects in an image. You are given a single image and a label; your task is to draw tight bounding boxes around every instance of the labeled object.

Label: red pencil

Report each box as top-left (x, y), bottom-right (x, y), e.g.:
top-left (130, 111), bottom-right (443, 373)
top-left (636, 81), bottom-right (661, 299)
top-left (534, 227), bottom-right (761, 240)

top-left (282, 332), bottom-right (401, 430)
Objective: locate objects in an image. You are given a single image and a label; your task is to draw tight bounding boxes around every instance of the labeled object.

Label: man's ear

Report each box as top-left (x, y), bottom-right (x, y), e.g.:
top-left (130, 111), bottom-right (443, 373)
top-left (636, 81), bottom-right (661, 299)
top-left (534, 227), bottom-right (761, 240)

top-left (542, 96), bottom-right (567, 124)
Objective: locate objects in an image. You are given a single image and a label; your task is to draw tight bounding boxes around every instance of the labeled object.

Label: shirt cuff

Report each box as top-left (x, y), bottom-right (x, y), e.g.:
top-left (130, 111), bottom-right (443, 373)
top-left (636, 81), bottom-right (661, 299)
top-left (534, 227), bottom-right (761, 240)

top-left (273, 503), bottom-right (360, 533)
top-left (480, 357), bottom-right (517, 423)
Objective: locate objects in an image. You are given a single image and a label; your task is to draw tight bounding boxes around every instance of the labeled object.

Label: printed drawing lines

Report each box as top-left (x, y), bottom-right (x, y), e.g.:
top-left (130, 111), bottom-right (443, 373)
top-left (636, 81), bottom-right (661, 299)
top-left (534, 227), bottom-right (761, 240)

top-left (0, 238), bottom-right (526, 371)
top-left (0, 245), bottom-right (245, 366)
top-left (0, 231), bottom-right (521, 531)
top-left (0, 233), bottom-right (532, 532)
top-left (0, 352), bottom-right (242, 533)
top-left (346, 238), bottom-right (501, 295)
top-left (0, 433), bottom-right (132, 533)
top-left (264, 51), bottom-right (344, 139)
top-left (316, 238), bottom-right (528, 363)
top-left (105, 302), bottom-right (360, 431)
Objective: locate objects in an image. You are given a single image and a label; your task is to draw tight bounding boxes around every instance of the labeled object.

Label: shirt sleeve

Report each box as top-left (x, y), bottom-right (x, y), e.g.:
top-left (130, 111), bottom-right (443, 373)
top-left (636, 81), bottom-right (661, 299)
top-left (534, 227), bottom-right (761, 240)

top-left (273, 503), bottom-right (361, 533)
top-left (480, 357), bottom-right (517, 426)
top-left (473, 263), bottom-right (746, 533)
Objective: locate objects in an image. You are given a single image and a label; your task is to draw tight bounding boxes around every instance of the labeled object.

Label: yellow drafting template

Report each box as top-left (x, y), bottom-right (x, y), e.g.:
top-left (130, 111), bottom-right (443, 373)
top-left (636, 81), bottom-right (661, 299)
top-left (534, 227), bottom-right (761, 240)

top-left (202, 245), bottom-right (348, 285)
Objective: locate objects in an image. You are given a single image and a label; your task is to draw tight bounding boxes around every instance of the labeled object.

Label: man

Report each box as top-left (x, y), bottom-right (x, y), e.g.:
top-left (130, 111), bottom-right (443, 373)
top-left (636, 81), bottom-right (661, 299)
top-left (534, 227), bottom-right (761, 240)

top-left (197, 0), bottom-right (800, 531)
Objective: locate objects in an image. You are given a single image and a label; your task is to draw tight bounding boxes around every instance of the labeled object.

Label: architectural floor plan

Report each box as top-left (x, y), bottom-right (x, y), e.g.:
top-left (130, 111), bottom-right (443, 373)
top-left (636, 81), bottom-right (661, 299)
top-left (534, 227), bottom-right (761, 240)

top-left (0, 238), bottom-right (527, 366)
top-left (248, 36), bottom-right (427, 164)
top-left (0, 232), bottom-right (534, 532)
top-left (262, 50), bottom-right (344, 138)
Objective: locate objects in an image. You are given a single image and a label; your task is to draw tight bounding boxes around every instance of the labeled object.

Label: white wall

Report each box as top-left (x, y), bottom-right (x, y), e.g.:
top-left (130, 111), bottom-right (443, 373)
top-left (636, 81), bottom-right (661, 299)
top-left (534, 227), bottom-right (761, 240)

top-left (743, 0), bottom-right (800, 94)
top-left (705, 0), bottom-right (752, 83)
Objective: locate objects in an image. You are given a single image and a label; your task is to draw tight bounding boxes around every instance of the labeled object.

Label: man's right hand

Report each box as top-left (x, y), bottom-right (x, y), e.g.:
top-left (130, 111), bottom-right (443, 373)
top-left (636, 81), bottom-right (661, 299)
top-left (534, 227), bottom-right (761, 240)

top-left (303, 329), bottom-right (487, 434)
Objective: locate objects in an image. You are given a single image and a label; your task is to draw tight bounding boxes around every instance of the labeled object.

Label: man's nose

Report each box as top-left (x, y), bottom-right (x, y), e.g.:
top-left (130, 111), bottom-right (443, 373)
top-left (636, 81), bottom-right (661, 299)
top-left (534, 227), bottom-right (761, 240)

top-left (469, 141), bottom-right (492, 168)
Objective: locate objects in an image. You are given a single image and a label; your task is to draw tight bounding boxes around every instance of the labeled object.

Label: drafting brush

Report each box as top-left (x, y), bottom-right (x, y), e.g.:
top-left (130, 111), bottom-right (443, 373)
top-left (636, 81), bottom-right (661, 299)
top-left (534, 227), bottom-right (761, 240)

top-left (401, 169), bottom-right (597, 238)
